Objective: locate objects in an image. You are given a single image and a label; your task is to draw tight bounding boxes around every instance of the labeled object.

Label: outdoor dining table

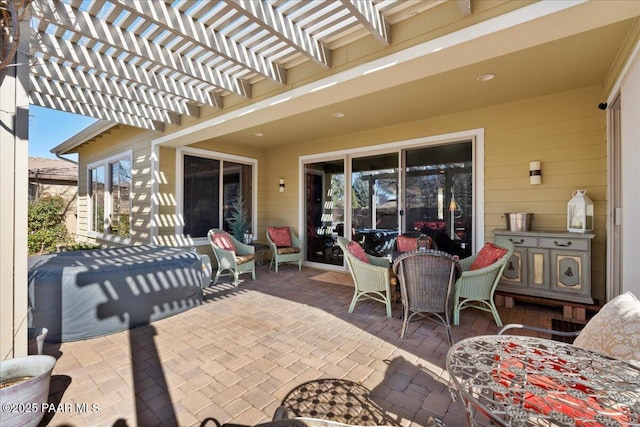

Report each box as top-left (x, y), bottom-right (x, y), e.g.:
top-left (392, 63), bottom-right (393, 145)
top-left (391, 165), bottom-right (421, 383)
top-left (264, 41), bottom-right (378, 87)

top-left (446, 335), bottom-right (640, 427)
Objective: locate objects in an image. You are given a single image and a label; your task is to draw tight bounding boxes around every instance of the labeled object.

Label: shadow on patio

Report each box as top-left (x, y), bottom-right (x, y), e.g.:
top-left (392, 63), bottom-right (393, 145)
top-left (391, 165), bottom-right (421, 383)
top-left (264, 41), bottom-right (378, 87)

top-left (38, 263), bottom-right (561, 427)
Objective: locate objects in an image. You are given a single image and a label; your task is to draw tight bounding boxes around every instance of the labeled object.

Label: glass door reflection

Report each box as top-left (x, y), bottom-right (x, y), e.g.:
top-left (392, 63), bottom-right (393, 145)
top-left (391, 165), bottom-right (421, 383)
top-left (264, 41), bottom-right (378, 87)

top-left (304, 160), bottom-right (345, 266)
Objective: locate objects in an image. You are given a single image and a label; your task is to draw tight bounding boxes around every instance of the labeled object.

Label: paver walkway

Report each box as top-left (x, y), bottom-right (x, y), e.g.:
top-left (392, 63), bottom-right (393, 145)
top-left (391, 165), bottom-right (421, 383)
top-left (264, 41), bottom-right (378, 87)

top-left (38, 264), bottom-right (560, 427)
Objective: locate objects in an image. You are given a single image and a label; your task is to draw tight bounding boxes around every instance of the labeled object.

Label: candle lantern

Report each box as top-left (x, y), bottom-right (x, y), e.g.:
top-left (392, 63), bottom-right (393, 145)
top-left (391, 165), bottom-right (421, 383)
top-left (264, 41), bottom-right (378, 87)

top-left (567, 190), bottom-right (594, 233)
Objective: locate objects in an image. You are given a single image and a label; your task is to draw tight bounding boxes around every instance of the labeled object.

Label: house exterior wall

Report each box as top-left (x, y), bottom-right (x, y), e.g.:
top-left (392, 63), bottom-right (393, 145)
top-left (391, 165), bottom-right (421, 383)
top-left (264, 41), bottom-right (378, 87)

top-left (77, 126), bottom-right (155, 246)
top-left (264, 85), bottom-right (608, 302)
top-left (74, 85), bottom-right (608, 302)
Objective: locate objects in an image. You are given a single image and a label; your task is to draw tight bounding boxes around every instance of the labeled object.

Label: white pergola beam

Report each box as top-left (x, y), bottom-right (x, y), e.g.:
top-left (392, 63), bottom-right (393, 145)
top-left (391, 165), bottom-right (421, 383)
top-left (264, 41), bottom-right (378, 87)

top-left (111, 0), bottom-right (284, 88)
top-left (30, 75), bottom-right (181, 126)
top-left (33, 0), bottom-right (247, 98)
top-left (340, 0), bottom-right (391, 46)
top-left (230, 0), bottom-right (331, 69)
top-left (30, 91), bottom-right (165, 132)
top-left (31, 29), bottom-right (223, 109)
top-left (31, 58), bottom-right (199, 119)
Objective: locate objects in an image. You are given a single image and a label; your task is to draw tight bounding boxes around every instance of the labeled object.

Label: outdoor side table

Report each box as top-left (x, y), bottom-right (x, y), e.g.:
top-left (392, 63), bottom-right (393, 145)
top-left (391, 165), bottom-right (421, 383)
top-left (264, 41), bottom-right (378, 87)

top-left (446, 335), bottom-right (640, 426)
top-left (250, 242), bottom-right (270, 266)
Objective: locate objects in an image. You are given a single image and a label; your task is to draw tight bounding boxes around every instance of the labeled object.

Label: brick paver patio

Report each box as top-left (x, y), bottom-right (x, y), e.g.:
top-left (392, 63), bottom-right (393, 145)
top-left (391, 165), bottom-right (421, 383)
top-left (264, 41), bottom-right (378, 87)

top-left (37, 264), bottom-right (560, 427)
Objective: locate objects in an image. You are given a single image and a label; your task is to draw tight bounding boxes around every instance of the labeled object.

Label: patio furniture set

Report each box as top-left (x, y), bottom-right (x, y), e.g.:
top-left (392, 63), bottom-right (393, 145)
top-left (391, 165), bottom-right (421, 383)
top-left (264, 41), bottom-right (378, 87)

top-left (200, 226), bottom-right (640, 427)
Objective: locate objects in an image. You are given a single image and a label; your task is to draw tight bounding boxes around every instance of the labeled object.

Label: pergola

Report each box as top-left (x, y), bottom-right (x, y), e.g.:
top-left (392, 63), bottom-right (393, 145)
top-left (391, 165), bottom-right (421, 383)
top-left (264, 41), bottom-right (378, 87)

top-left (24, 0), bottom-right (463, 131)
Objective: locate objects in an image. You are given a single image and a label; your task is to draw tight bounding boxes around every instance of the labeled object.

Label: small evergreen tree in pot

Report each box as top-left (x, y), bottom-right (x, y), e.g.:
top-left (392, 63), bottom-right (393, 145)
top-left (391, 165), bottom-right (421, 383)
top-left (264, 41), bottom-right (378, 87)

top-left (228, 196), bottom-right (251, 243)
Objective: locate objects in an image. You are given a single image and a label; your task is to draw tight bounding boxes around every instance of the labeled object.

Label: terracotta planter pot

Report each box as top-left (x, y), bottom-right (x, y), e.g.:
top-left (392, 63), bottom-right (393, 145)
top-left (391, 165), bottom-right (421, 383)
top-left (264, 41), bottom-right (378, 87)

top-left (0, 355), bottom-right (56, 427)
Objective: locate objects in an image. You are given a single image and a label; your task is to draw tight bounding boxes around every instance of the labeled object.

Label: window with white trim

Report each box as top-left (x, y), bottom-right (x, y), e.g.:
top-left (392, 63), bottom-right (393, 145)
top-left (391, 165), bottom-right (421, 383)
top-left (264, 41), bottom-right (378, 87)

top-left (88, 152), bottom-right (131, 239)
top-left (180, 151), bottom-right (255, 239)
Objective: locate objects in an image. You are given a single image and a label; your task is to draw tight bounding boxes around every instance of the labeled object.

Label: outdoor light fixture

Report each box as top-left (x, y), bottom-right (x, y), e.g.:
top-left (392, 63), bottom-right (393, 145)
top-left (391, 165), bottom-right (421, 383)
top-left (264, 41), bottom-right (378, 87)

top-left (279, 178), bottom-right (285, 192)
top-left (529, 161), bottom-right (542, 185)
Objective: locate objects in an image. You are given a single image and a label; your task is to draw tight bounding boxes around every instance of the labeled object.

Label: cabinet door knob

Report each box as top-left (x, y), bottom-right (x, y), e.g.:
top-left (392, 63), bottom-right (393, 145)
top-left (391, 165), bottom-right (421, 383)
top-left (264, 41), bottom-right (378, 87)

top-left (553, 240), bottom-right (572, 247)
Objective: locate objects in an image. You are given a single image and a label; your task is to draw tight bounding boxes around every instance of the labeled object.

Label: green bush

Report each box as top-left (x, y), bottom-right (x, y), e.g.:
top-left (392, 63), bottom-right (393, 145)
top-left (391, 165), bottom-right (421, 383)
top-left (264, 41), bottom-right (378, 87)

top-left (28, 195), bottom-right (70, 254)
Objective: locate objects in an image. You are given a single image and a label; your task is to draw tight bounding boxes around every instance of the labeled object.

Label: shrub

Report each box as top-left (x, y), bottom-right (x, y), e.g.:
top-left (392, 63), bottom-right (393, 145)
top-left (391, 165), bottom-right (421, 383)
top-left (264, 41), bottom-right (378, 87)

top-left (28, 195), bottom-right (70, 254)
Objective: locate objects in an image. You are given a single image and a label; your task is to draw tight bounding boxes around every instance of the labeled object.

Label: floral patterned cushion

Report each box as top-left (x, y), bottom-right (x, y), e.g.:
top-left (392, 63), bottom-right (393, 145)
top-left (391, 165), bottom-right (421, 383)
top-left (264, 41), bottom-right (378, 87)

top-left (268, 227), bottom-right (292, 248)
top-left (573, 291), bottom-right (640, 364)
top-left (212, 232), bottom-right (237, 254)
top-left (347, 241), bottom-right (369, 264)
top-left (469, 242), bottom-right (508, 270)
top-left (277, 247), bottom-right (300, 255)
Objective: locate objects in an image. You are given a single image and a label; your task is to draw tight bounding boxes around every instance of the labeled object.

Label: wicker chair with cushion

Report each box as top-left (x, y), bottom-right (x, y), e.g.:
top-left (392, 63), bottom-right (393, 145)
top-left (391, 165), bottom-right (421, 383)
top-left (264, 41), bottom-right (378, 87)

top-left (207, 228), bottom-right (256, 287)
top-left (337, 236), bottom-right (393, 318)
top-left (452, 240), bottom-right (513, 327)
top-left (393, 250), bottom-right (462, 343)
top-left (266, 227), bottom-right (303, 273)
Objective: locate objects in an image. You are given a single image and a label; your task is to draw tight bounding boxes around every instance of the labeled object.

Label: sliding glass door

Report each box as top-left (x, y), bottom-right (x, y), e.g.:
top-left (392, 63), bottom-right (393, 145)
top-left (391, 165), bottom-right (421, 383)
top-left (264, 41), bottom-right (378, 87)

top-left (404, 142), bottom-right (472, 258)
top-left (351, 153), bottom-right (399, 257)
top-left (303, 139), bottom-right (474, 266)
top-left (304, 160), bottom-right (345, 266)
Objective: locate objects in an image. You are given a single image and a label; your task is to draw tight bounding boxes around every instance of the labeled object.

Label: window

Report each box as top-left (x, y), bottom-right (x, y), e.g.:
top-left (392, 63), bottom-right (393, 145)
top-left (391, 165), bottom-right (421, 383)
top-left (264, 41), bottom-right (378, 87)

top-left (180, 150), bottom-right (255, 239)
top-left (88, 152), bottom-right (131, 239)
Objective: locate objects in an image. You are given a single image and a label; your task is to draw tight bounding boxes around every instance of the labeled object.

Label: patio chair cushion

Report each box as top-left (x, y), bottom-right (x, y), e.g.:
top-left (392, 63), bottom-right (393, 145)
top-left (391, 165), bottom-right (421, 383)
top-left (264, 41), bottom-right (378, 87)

top-left (268, 227), bottom-right (292, 247)
top-left (235, 254), bottom-right (255, 265)
top-left (212, 232), bottom-right (237, 254)
top-left (397, 235), bottom-right (417, 252)
top-left (347, 241), bottom-right (369, 264)
top-left (573, 291), bottom-right (640, 364)
top-left (277, 247), bottom-right (300, 255)
top-left (469, 242), bottom-right (508, 271)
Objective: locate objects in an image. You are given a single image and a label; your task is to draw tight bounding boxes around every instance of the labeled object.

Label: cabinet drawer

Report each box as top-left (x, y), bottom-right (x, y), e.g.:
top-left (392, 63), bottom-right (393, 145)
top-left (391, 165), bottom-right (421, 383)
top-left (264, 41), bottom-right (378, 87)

top-left (539, 237), bottom-right (588, 251)
top-left (496, 235), bottom-right (537, 248)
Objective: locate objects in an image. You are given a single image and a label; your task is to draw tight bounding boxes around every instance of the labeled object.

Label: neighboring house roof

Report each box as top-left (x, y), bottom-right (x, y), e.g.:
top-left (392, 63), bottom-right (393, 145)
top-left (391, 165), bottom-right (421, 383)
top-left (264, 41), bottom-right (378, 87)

top-left (28, 157), bottom-right (78, 182)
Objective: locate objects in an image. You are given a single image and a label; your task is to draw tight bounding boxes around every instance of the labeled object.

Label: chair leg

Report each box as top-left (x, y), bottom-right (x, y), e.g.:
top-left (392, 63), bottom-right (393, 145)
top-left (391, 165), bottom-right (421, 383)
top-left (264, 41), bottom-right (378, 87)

top-left (400, 311), bottom-right (409, 339)
top-left (252, 268), bottom-right (256, 280)
top-left (233, 271), bottom-right (239, 287)
top-left (490, 301), bottom-right (503, 327)
top-left (213, 268), bottom-right (222, 285)
top-left (348, 292), bottom-right (359, 313)
top-left (298, 259), bottom-right (302, 270)
top-left (275, 260), bottom-right (279, 274)
top-left (385, 296), bottom-right (392, 318)
top-left (453, 301), bottom-right (461, 326)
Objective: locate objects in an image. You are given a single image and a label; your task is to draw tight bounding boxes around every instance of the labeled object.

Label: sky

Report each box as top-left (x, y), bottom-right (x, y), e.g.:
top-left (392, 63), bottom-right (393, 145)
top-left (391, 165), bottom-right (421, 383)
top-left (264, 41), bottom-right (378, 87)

top-left (29, 105), bottom-right (98, 161)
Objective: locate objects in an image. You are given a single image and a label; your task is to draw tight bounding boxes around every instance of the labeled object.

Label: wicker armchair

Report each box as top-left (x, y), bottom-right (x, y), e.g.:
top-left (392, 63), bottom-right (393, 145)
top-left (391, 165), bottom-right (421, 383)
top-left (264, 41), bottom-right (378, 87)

top-left (207, 228), bottom-right (256, 287)
top-left (266, 227), bottom-right (303, 273)
top-left (452, 240), bottom-right (513, 327)
top-left (393, 250), bottom-right (462, 343)
top-left (337, 237), bottom-right (393, 318)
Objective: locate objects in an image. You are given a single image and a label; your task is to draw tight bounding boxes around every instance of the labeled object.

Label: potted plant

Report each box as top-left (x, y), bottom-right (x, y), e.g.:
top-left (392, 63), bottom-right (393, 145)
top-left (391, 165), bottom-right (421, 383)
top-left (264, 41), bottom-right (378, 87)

top-left (228, 196), bottom-right (252, 243)
top-left (0, 354), bottom-right (56, 427)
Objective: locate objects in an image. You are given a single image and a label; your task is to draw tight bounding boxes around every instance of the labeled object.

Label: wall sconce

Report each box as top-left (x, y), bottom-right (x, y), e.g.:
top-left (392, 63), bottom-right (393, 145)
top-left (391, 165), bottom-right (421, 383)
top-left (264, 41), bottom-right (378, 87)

top-left (529, 161), bottom-right (542, 185)
top-left (279, 178), bottom-right (285, 192)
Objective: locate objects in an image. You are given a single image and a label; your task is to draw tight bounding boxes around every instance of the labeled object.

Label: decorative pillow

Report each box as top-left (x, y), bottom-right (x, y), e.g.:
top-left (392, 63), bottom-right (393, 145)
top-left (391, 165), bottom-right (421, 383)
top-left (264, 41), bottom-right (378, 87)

top-left (397, 236), bottom-right (418, 253)
top-left (469, 242), bottom-right (508, 271)
top-left (268, 227), bottom-right (292, 248)
top-left (573, 292), bottom-right (640, 364)
top-left (347, 241), bottom-right (369, 264)
top-left (212, 232), bottom-right (237, 254)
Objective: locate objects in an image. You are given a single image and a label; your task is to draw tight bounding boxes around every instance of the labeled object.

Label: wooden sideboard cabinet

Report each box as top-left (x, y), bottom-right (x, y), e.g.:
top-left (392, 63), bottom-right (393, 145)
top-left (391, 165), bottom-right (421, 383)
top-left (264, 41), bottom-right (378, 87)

top-left (494, 230), bottom-right (595, 305)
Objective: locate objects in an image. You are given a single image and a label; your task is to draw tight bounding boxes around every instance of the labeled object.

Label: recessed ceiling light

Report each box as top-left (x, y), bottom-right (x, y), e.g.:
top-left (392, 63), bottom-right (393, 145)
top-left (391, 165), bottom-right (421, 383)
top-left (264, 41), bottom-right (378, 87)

top-left (254, 132), bottom-right (263, 137)
top-left (477, 73), bottom-right (496, 82)
top-left (333, 112), bottom-right (344, 118)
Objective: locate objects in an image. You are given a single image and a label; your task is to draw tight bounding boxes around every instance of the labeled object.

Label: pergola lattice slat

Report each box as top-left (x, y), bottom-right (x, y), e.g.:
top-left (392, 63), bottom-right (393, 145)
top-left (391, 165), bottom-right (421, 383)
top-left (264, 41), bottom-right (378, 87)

top-left (32, 0), bottom-right (249, 99)
top-left (30, 91), bottom-right (164, 131)
top-left (31, 58), bottom-right (199, 119)
top-left (229, 0), bottom-right (331, 69)
top-left (31, 29), bottom-right (223, 108)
